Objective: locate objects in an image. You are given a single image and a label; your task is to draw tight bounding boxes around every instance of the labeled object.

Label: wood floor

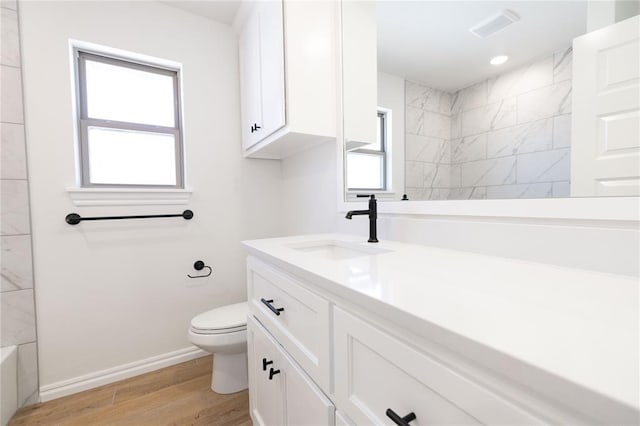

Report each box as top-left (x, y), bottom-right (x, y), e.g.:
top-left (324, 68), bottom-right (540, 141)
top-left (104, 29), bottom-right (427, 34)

top-left (9, 356), bottom-right (251, 426)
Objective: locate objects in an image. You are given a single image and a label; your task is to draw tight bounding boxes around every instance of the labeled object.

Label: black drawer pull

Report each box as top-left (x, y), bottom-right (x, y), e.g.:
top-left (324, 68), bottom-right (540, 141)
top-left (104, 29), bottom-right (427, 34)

top-left (260, 298), bottom-right (284, 316)
top-left (262, 358), bottom-right (273, 371)
top-left (268, 367), bottom-right (280, 380)
top-left (386, 409), bottom-right (416, 426)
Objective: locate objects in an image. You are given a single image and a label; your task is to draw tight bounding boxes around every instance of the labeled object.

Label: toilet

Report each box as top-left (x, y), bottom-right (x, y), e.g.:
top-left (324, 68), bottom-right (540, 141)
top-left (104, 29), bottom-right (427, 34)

top-left (188, 302), bottom-right (248, 394)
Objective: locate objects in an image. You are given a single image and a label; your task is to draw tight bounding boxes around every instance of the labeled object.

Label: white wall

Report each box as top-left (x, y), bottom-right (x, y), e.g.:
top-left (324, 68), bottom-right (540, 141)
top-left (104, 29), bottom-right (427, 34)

top-left (281, 141), bottom-right (639, 277)
top-left (20, 1), bottom-right (282, 392)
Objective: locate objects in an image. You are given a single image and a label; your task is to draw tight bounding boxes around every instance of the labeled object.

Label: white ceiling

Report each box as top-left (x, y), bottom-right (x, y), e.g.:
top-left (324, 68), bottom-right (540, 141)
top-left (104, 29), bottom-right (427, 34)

top-left (160, 0), bottom-right (242, 25)
top-left (377, 1), bottom-right (588, 92)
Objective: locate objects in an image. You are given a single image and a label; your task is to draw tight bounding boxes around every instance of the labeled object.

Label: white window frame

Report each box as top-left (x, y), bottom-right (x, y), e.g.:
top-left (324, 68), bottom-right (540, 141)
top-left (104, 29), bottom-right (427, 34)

top-left (74, 48), bottom-right (185, 189)
top-left (347, 110), bottom-right (389, 192)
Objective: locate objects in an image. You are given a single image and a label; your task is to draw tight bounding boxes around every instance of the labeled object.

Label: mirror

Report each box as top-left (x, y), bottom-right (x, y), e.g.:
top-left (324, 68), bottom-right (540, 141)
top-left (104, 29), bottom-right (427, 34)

top-left (341, 1), bottom-right (640, 201)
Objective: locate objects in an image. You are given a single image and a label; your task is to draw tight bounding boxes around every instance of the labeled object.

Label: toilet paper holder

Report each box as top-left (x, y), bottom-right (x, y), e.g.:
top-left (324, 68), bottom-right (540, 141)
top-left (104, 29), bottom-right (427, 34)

top-left (188, 260), bottom-right (212, 279)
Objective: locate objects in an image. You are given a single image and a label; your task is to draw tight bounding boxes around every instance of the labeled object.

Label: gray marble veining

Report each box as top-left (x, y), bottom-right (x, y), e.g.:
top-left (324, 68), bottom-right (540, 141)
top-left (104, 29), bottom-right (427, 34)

top-left (486, 182), bottom-right (553, 199)
top-left (451, 134), bottom-right (487, 163)
top-left (1, 235), bottom-right (33, 291)
top-left (517, 148), bottom-right (571, 183)
top-left (461, 97), bottom-right (517, 137)
top-left (553, 114), bottom-right (572, 148)
top-left (1, 179), bottom-right (31, 235)
top-left (553, 47), bottom-right (573, 83)
top-left (487, 57), bottom-right (553, 103)
top-left (517, 80), bottom-right (572, 124)
top-left (462, 156), bottom-right (517, 187)
top-left (18, 342), bottom-right (39, 407)
top-left (405, 134), bottom-right (449, 164)
top-left (487, 118), bottom-right (553, 158)
top-left (0, 289), bottom-right (36, 346)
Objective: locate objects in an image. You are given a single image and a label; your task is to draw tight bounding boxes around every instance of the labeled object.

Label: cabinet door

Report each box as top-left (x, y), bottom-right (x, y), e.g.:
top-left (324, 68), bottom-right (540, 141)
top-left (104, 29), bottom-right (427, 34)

top-left (257, 0), bottom-right (286, 140)
top-left (238, 11), bottom-right (263, 149)
top-left (248, 314), bottom-right (284, 426)
top-left (248, 315), bottom-right (334, 426)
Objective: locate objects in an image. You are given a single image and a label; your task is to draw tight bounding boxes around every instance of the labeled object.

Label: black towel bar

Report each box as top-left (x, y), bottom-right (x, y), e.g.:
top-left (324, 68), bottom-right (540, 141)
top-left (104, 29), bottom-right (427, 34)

top-left (65, 209), bottom-right (193, 225)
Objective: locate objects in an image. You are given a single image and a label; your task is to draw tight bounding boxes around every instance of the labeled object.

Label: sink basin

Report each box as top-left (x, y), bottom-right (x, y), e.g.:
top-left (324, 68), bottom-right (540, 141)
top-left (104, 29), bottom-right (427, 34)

top-left (287, 240), bottom-right (391, 260)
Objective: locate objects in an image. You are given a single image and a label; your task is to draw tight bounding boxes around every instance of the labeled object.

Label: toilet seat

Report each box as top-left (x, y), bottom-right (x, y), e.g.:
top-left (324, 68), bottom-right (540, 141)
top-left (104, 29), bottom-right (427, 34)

top-left (190, 301), bottom-right (248, 335)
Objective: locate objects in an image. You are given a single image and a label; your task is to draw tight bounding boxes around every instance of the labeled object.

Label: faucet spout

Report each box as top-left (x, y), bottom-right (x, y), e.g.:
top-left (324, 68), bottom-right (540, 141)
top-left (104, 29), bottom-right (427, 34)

top-left (344, 195), bottom-right (378, 243)
top-left (345, 209), bottom-right (369, 219)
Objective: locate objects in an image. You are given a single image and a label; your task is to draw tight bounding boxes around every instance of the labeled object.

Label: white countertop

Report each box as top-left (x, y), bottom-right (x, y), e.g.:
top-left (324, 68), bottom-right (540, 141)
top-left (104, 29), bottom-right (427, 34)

top-left (242, 233), bottom-right (639, 413)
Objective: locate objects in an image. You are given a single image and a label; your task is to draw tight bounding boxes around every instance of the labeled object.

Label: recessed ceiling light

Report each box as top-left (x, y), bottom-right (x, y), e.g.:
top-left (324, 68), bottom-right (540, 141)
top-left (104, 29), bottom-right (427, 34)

top-left (490, 55), bottom-right (509, 66)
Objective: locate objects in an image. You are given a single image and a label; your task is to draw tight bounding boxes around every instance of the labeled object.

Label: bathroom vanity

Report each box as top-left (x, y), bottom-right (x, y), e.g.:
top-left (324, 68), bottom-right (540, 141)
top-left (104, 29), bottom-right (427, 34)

top-left (242, 235), bottom-right (638, 425)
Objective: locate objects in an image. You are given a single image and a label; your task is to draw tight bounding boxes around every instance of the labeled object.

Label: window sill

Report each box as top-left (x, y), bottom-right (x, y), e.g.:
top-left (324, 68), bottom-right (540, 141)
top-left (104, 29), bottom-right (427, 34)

top-left (66, 187), bottom-right (193, 207)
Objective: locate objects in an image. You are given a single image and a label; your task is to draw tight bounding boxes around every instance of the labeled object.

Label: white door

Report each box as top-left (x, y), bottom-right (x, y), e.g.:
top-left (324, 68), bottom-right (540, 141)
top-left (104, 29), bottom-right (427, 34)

top-left (571, 15), bottom-right (640, 196)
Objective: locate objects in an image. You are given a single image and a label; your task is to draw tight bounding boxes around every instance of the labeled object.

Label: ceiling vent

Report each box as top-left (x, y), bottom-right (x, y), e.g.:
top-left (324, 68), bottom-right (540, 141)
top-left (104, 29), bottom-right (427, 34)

top-left (469, 10), bottom-right (520, 38)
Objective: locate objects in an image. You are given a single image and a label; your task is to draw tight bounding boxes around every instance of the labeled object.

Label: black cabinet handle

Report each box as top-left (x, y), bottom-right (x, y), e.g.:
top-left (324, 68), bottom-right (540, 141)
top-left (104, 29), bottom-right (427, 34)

top-left (260, 298), bottom-right (284, 316)
top-left (268, 367), bottom-right (280, 380)
top-left (254, 124), bottom-right (261, 130)
top-left (386, 409), bottom-right (416, 426)
top-left (250, 123), bottom-right (262, 133)
top-left (262, 358), bottom-right (273, 371)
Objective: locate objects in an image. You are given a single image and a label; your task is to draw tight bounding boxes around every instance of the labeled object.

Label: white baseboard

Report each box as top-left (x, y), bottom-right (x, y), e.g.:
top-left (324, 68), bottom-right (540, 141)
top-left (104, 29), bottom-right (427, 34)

top-left (39, 346), bottom-right (209, 402)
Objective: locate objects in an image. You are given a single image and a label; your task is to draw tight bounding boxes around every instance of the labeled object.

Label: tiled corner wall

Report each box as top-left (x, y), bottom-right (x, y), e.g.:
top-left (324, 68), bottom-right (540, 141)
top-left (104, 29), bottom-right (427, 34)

top-left (1, 0), bottom-right (39, 407)
top-left (405, 47), bottom-right (573, 200)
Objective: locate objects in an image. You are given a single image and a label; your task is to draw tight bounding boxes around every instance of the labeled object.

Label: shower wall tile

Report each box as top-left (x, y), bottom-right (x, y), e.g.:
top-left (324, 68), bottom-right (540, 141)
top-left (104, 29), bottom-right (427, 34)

top-left (450, 113), bottom-right (461, 139)
top-left (554, 47), bottom-right (573, 83)
top-left (405, 134), bottom-right (449, 164)
top-left (405, 161), bottom-right (424, 188)
top-left (1, 8), bottom-right (20, 67)
top-left (553, 114), bottom-right (572, 148)
top-left (517, 80), bottom-right (571, 124)
top-left (422, 111), bottom-right (450, 139)
top-left (18, 342), bottom-right (38, 407)
top-left (1, 235), bottom-right (33, 291)
top-left (517, 148), bottom-right (571, 184)
top-left (1, 123), bottom-right (27, 179)
top-left (1, 179), bottom-right (31, 235)
top-left (450, 164), bottom-right (461, 188)
top-left (451, 134), bottom-right (487, 163)
top-left (449, 186), bottom-right (486, 200)
top-left (404, 187), bottom-right (432, 201)
top-left (553, 181), bottom-right (571, 197)
top-left (0, 289), bottom-right (36, 346)
top-left (424, 163), bottom-right (450, 188)
top-left (406, 81), bottom-right (451, 114)
top-left (461, 97), bottom-right (516, 137)
top-left (487, 118), bottom-right (553, 158)
top-left (405, 106), bottom-right (424, 136)
top-left (486, 183), bottom-right (553, 199)
top-left (487, 57), bottom-right (553, 103)
top-left (0, 0), bottom-right (17, 10)
top-left (451, 81), bottom-right (487, 113)
top-left (461, 157), bottom-right (517, 187)
top-left (1, 65), bottom-right (23, 123)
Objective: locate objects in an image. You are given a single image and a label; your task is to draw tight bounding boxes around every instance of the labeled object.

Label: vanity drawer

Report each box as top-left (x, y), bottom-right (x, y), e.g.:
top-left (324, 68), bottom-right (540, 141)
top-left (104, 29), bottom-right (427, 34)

top-left (247, 256), bottom-right (331, 392)
top-left (334, 307), bottom-right (545, 425)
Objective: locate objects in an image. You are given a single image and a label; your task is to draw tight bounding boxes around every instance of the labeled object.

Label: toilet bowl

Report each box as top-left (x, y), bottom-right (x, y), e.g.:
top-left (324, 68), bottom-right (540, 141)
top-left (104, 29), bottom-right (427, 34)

top-left (188, 301), bottom-right (248, 394)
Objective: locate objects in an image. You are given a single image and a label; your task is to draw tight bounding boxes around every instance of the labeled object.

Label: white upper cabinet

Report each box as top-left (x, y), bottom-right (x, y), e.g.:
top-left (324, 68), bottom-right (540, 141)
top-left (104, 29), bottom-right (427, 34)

top-left (236, 0), bottom-right (337, 159)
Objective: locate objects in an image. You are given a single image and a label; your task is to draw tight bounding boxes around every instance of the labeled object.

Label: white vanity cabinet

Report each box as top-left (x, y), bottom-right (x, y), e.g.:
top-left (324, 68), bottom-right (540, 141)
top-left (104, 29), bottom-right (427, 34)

top-left (236, 1), bottom-right (337, 159)
top-left (243, 235), bottom-right (640, 425)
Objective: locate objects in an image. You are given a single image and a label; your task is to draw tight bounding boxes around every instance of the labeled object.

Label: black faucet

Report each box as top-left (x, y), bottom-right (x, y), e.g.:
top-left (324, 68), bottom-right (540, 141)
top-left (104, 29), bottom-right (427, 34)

top-left (345, 194), bottom-right (378, 243)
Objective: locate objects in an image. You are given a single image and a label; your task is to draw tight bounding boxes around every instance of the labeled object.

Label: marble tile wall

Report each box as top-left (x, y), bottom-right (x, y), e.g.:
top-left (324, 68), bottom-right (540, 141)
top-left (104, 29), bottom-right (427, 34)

top-left (1, 0), bottom-right (39, 407)
top-left (405, 47), bottom-right (573, 200)
top-left (449, 47), bottom-right (573, 199)
top-left (404, 81), bottom-right (453, 200)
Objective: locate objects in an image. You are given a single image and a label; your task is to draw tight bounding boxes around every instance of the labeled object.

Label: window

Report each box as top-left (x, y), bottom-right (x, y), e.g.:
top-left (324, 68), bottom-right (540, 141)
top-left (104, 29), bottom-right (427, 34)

top-left (75, 50), bottom-right (183, 188)
top-left (347, 111), bottom-right (387, 190)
